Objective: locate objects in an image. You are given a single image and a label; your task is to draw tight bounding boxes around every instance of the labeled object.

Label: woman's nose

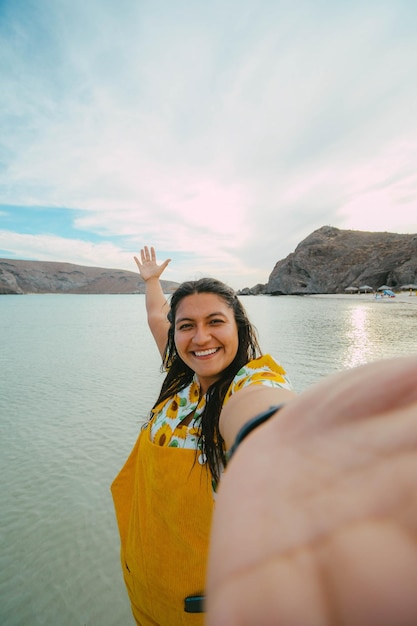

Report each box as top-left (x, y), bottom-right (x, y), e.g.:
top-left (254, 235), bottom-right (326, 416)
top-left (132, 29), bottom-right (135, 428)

top-left (193, 324), bottom-right (211, 344)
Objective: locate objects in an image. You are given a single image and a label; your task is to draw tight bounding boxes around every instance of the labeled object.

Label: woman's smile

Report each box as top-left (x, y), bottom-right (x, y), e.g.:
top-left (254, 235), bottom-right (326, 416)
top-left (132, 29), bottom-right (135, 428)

top-left (193, 348), bottom-right (220, 357)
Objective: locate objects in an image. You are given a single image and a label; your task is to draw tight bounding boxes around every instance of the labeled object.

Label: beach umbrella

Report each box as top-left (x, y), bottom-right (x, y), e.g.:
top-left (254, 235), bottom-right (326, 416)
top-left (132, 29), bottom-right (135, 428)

top-left (359, 285), bottom-right (373, 293)
top-left (377, 284), bottom-right (391, 291)
top-left (400, 284), bottom-right (417, 290)
top-left (344, 286), bottom-right (358, 293)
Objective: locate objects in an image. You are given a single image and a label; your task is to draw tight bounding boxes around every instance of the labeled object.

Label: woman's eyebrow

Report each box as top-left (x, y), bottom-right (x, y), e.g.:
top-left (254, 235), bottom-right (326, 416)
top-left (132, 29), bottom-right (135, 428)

top-left (175, 316), bottom-right (192, 324)
top-left (175, 312), bottom-right (227, 324)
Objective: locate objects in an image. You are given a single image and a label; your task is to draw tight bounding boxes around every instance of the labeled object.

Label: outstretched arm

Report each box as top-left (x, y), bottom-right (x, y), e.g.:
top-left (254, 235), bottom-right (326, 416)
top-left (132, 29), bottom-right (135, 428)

top-left (207, 354), bottom-right (417, 626)
top-left (134, 246), bottom-right (171, 358)
top-left (219, 384), bottom-right (295, 451)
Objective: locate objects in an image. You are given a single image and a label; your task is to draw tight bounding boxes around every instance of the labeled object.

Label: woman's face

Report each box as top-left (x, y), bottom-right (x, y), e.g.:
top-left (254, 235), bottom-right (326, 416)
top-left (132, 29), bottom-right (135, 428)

top-left (174, 292), bottom-right (239, 394)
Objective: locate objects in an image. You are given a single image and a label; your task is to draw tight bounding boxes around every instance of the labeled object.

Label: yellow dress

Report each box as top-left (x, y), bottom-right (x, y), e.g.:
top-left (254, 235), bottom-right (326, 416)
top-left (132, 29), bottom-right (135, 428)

top-left (111, 355), bottom-right (291, 625)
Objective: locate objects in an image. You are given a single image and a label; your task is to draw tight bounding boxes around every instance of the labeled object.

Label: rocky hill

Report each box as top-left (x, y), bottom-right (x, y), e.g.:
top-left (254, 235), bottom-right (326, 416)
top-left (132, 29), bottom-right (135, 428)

top-left (0, 259), bottom-right (179, 295)
top-left (3, 227), bottom-right (417, 296)
top-left (239, 226), bottom-right (417, 295)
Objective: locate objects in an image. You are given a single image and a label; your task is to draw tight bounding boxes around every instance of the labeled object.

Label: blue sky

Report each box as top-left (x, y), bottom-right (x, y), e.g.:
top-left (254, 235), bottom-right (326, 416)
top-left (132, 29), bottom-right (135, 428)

top-left (1, 0), bottom-right (417, 288)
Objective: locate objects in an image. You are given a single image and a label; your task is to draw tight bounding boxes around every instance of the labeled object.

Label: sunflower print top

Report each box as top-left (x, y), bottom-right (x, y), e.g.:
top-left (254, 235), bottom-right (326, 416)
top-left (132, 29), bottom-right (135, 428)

top-left (149, 354), bottom-right (291, 455)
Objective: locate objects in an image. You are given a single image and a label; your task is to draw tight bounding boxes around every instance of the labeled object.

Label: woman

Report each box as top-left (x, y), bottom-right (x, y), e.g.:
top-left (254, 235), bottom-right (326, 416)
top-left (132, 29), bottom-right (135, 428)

top-left (111, 246), bottom-right (295, 625)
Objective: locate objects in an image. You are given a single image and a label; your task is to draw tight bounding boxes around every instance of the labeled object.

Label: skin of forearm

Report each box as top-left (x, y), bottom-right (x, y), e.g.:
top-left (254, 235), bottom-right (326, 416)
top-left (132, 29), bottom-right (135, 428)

top-left (144, 277), bottom-right (170, 355)
top-left (145, 277), bottom-right (169, 320)
top-left (219, 385), bottom-right (296, 451)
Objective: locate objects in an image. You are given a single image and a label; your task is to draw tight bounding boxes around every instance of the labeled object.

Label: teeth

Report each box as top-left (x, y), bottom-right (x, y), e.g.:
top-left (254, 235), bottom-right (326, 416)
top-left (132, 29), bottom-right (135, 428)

top-left (194, 348), bottom-right (218, 357)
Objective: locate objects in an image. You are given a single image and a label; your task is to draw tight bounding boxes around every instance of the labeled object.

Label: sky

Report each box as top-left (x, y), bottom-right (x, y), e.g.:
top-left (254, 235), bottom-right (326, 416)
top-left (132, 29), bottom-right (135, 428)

top-left (1, 0), bottom-right (417, 289)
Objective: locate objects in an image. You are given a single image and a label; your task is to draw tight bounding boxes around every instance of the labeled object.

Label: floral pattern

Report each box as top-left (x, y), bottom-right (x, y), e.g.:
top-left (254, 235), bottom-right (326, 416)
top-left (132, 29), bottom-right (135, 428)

top-left (149, 355), bottom-right (291, 450)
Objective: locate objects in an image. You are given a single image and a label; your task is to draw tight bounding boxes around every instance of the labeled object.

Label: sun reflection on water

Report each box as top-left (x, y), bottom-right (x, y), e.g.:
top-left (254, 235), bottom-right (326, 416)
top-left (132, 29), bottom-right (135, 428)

top-left (342, 305), bottom-right (372, 369)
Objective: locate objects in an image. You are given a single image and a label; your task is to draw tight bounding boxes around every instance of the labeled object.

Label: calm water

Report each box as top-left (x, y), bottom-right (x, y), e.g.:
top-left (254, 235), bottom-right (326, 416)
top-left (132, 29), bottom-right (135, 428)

top-left (1, 293), bottom-right (416, 625)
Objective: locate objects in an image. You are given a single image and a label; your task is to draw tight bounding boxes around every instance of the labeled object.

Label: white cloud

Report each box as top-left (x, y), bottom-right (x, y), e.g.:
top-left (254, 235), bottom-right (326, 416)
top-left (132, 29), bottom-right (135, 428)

top-left (337, 139), bottom-right (417, 232)
top-left (0, 228), bottom-right (259, 288)
top-left (0, 230), bottom-right (134, 270)
top-left (1, 0), bottom-right (417, 287)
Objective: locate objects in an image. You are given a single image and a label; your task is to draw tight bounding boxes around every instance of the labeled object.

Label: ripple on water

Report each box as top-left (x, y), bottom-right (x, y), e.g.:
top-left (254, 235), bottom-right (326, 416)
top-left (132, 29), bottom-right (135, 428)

top-left (1, 294), bottom-right (416, 624)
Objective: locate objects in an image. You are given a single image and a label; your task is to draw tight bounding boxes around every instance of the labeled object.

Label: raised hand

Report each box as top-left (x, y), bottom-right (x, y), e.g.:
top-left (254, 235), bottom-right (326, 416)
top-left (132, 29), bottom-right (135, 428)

top-left (134, 246), bottom-right (171, 282)
top-left (207, 354), bottom-right (417, 626)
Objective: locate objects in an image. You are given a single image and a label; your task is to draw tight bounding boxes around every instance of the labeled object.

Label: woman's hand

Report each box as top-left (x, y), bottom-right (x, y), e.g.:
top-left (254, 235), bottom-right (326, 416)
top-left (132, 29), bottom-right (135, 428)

top-left (207, 354), bottom-right (417, 626)
top-left (134, 246), bottom-right (171, 282)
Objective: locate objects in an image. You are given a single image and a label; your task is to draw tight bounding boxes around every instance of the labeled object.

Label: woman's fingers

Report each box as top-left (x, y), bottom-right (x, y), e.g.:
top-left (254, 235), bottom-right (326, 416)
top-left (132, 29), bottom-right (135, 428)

top-left (134, 247), bottom-right (171, 279)
top-left (274, 354), bottom-right (417, 441)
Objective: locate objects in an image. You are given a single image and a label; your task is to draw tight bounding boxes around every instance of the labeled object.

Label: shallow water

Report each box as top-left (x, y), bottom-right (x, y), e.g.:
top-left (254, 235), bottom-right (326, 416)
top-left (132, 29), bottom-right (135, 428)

top-left (0, 293), bottom-right (416, 625)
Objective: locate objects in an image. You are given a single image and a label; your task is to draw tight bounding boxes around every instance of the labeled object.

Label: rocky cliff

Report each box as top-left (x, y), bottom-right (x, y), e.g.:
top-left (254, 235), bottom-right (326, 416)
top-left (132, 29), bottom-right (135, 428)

top-left (3, 227), bottom-right (417, 296)
top-left (0, 259), bottom-right (178, 295)
top-left (265, 226), bottom-right (417, 295)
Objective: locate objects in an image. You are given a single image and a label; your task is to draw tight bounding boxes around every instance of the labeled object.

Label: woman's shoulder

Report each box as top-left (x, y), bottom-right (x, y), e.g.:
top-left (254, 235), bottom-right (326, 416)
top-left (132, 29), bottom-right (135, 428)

top-left (238, 354), bottom-right (288, 376)
top-left (224, 355), bottom-right (292, 405)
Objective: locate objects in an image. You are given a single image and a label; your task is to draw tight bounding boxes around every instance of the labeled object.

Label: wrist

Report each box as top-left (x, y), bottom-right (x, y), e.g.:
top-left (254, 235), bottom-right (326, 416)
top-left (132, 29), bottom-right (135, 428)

top-left (220, 386), bottom-right (294, 450)
top-left (144, 275), bottom-right (161, 284)
top-left (226, 404), bottom-right (284, 462)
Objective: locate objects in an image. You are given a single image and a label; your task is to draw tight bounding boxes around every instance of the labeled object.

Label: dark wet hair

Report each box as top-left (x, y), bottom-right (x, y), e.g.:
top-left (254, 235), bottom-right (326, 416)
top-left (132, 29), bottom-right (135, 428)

top-left (152, 277), bottom-right (262, 483)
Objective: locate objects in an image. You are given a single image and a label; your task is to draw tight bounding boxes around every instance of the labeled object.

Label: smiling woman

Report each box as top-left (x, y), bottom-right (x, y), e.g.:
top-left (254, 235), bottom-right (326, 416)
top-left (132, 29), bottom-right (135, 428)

top-left (173, 291), bottom-right (240, 393)
top-left (110, 246), bottom-right (294, 626)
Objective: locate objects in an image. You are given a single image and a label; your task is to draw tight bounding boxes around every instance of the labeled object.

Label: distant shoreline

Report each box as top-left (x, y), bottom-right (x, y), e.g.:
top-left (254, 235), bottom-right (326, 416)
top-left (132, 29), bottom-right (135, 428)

top-left (3, 291), bottom-right (417, 305)
top-left (306, 292), bottom-right (417, 304)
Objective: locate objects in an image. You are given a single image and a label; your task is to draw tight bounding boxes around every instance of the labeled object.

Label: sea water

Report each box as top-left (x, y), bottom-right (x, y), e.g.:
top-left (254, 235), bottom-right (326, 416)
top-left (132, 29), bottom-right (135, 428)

top-left (1, 293), bottom-right (416, 625)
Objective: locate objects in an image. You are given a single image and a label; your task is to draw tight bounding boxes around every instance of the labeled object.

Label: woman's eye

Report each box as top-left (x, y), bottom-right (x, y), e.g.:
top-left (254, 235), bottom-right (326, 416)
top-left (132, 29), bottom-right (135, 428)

top-left (210, 319), bottom-right (223, 325)
top-left (178, 323), bottom-right (192, 330)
